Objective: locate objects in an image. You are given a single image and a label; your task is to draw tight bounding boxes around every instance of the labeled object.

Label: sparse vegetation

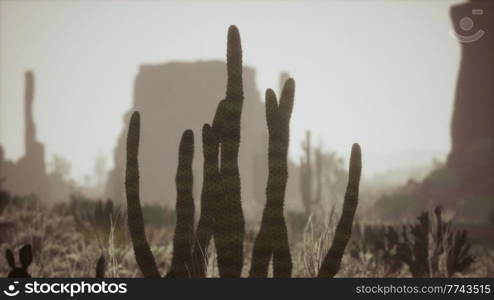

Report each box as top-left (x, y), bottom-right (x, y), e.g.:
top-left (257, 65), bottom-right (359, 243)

top-left (1, 199), bottom-right (491, 278)
top-left (1, 24), bottom-right (492, 280)
top-left (350, 224), bottom-right (402, 277)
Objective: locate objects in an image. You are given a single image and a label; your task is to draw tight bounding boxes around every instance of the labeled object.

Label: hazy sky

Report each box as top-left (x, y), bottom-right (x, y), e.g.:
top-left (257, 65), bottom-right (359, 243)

top-left (1, 0), bottom-right (463, 182)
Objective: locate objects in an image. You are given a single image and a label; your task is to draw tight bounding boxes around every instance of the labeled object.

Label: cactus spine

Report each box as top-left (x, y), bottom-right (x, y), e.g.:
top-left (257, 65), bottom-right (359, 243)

top-left (318, 143), bottom-right (361, 277)
top-left (250, 79), bottom-right (295, 278)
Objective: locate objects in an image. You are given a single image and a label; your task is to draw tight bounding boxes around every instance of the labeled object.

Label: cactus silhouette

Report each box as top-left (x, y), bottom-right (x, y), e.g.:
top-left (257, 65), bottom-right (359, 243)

top-left (125, 25), bottom-right (362, 278)
top-left (5, 244), bottom-right (33, 278)
top-left (446, 230), bottom-right (474, 277)
top-left (95, 254), bottom-right (106, 278)
top-left (126, 112), bottom-right (161, 278)
top-left (397, 211), bottom-right (430, 277)
top-left (397, 206), bottom-right (474, 277)
top-left (126, 111), bottom-right (197, 278)
top-left (350, 224), bottom-right (402, 276)
top-left (250, 79), bottom-right (295, 278)
top-left (190, 26), bottom-right (245, 277)
top-left (318, 143), bottom-right (361, 277)
top-left (167, 130), bottom-right (195, 278)
top-left (5, 245), bottom-right (106, 278)
top-left (192, 124), bottom-right (221, 277)
top-left (212, 25), bottom-right (245, 278)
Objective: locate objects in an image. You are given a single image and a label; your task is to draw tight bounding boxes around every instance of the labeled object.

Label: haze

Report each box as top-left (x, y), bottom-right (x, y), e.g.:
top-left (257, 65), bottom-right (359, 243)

top-left (0, 0), bottom-right (463, 182)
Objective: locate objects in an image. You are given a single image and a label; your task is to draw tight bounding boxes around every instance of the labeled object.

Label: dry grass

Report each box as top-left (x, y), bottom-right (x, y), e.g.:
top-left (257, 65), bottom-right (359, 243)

top-left (1, 202), bottom-right (492, 278)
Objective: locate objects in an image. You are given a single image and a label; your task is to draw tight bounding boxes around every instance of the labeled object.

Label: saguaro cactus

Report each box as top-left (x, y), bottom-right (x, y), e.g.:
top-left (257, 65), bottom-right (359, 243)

top-left (126, 111), bottom-right (197, 278)
top-left (125, 25), bottom-right (363, 278)
top-left (250, 79), bottom-right (295, 278)
top-left (168, 130), bottom-right (195, 278)
top-left (212, 25), bottom-right (245, 278)
top-left (126, 26), bottom-right (246, 278)
top-left (318, 143), bottom-right (361, 277)
top-left (192, 124), bottom-right (221, 277)
top-left (126, 112), bottom-right (161, 278)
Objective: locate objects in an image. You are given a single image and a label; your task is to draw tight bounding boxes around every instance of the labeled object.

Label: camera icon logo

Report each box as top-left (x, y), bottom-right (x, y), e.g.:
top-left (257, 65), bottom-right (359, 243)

top-left (3, 281), bottom-right (20, 297)
top-left (450, 9), bottom-right (485, 43)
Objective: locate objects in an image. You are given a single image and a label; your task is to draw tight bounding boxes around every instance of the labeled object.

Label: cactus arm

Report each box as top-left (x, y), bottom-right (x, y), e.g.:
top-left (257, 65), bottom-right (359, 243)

top-left (226, 25), bottom-right (243, 102)
top-left (214, 25), bottom-right (245, 278)
top-left (249, 90), bottom-right (279, 277)
top-left (19, 245), bottom-right (33, 269)
top-left (5, 249), bottom-right (15, 268)
top-left (167, 130), bottom-right (195, 278)
top-left (125, 112), bottom-right (161, 278)
top-left (192, 124), bottom-right (220, 277)
top-left (271, 79), bottom-right (295, 278)
top-left (278, 79), bottom-right (295, 125)
top-left (318, 143), bottom-right (361, 278)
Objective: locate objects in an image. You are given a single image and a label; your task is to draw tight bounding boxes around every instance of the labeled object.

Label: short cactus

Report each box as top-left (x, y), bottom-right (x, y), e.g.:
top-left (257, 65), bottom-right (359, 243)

top-left (6, 245), bottom-right (106, 278)
top-left (95, 254), bottom-right (106, 278)
top-left (397, 206), bottom-right (474, 277)
top-left (5, 244), bottom-right (33, 278)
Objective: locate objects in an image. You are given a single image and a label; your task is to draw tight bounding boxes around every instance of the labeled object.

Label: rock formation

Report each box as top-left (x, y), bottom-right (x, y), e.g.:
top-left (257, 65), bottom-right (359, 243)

top-left (448, 0), bottom-right (494, 203)
top-left (106, 61), bottom-right (286, 218)
top-left (0, 72), bottom-right (50, 201)
top-left (374, 1), bottom-right (494, 222)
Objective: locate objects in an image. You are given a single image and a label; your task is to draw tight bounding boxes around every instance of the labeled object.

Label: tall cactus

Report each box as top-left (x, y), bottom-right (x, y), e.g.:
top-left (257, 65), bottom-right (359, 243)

top-left (167, 130), bottom-right (195, 277)
top-left (250, 79), bottom-right (295, 278)
top-left (318, 143), bottom-right (361, 277)
top-left (126, 25), bottom-right (246, 278)
top-left (213, 25), bottom-right (245, 278)
top-left (192, 124), bottom-right (221, 277)
top-left (125, 112), bottom-right (161, 278)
